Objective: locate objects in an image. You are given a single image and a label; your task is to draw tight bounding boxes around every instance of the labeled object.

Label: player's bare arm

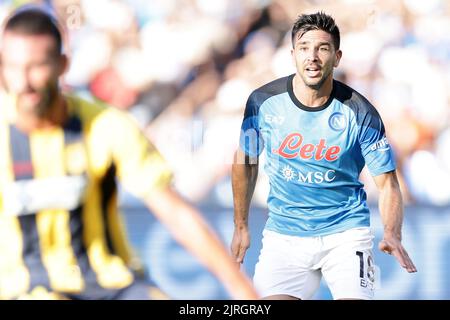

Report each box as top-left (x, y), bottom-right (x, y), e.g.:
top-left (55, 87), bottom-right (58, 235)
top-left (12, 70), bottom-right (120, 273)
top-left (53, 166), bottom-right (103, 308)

top-left (144, 185), bottom-right (259, 299)
top-left (373, 171), bottom-right (417, 273)
top-left (231, 149), bottom-right (258, 264)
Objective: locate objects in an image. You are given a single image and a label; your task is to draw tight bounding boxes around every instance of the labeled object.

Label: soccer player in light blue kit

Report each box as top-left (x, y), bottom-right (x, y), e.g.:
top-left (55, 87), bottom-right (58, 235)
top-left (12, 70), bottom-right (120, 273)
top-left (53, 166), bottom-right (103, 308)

top-left (231, 11), bottom-right (417, 300)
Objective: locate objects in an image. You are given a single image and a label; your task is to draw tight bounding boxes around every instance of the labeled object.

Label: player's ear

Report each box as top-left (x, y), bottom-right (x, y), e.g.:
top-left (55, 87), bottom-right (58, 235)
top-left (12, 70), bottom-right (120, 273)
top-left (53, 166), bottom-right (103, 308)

top-left (334, 49), bottom-right (342, 67)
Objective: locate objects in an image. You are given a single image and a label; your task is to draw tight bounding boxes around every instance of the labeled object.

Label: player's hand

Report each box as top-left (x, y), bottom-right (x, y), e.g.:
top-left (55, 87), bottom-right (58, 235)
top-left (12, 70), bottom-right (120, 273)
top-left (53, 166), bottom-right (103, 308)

top-left (378, 235), bottom-right (417, 273)
top-left (231, 226), bottom-right (250, 265)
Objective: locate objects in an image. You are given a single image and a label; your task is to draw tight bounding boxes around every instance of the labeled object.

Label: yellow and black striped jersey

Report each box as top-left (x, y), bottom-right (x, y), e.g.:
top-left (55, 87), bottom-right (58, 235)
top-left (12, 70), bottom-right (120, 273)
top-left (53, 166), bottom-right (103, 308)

top-left (0, 92), bottom-right (172, 299)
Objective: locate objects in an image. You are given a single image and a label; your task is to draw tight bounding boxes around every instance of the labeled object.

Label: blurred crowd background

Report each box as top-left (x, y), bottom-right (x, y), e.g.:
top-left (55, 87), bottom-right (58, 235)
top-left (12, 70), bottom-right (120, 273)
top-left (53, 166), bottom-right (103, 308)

top-left (1, 0), bottom-right (449, 207)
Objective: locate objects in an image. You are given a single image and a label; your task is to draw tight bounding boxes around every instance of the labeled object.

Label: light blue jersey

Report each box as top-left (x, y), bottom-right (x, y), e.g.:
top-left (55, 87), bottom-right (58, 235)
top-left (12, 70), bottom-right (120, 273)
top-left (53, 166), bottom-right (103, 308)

top-left (239, 74), bottom-right (396, 236)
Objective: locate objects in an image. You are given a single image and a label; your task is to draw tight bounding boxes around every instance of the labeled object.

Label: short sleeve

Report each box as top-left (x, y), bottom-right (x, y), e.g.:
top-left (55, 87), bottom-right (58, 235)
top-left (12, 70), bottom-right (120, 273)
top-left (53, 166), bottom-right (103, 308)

top-left (97, 109), bottom-right (173, 198)
top-left (358, 109), bottom-right (396, 176)
top-left (239, 92), bottom-right (264, 157)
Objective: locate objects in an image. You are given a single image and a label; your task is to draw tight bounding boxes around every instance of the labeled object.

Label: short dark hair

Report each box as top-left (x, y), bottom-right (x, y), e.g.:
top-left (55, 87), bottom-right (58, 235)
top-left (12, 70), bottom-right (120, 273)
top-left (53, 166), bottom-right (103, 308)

top-left (291, 12), bottom-right (340, 50)
top-left (3, 7), bottom-right (62, 55)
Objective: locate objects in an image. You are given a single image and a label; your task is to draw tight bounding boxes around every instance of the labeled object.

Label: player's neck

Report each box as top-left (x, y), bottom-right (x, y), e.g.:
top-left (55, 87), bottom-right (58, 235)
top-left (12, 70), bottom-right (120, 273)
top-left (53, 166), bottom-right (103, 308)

top-left (15, 94), bottom-right (68, 133)
top-left (293, 74), bottom-right (333, 108)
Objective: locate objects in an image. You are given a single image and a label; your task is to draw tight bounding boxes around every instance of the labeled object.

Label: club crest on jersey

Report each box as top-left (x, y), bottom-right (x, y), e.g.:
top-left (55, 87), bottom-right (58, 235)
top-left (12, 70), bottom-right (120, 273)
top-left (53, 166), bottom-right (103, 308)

top-left (328, 112), bottom-right (347, 131)
top-left (273, 132), bottom-right (341, 161)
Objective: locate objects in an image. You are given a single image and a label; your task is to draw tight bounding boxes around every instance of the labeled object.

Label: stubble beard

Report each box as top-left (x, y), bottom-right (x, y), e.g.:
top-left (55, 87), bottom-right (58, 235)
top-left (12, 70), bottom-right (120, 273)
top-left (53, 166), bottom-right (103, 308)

top-left (300, 67), bottom-right (333, 91)
top-left (18, 83), bottom-right (58, 119)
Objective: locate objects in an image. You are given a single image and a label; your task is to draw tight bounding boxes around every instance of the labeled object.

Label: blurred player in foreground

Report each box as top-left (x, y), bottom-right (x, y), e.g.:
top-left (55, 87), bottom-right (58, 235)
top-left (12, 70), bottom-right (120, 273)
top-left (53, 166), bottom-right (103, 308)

top-left (0, 6), bottom-right (258, 300)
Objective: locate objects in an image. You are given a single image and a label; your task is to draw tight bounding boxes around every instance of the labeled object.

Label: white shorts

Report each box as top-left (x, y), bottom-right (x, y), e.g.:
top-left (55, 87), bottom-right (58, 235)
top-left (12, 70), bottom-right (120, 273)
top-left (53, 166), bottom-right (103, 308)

top-left (253, 227), bottom-right (376, 300)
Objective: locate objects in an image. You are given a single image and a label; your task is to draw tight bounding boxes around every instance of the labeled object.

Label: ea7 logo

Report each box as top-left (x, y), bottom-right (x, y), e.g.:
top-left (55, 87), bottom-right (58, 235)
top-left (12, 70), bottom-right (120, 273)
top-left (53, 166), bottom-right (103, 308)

top-left (265, 115), bottom-right (285, 125)
top-left (370, 136), bottom-right (390, 152)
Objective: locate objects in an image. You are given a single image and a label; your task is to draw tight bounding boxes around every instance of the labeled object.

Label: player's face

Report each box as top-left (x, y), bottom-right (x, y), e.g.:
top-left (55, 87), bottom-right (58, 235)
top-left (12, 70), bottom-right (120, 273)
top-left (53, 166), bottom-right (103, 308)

top-left (0, 32), bottom-right (66, 118)
top-left (291, 29), bottom-right (342, 90)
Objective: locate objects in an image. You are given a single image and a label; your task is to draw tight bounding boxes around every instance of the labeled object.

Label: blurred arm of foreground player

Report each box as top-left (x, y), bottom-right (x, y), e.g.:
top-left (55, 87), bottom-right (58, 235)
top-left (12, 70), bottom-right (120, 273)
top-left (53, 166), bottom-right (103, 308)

top-left (145, 185), bottom-right (259, 299)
